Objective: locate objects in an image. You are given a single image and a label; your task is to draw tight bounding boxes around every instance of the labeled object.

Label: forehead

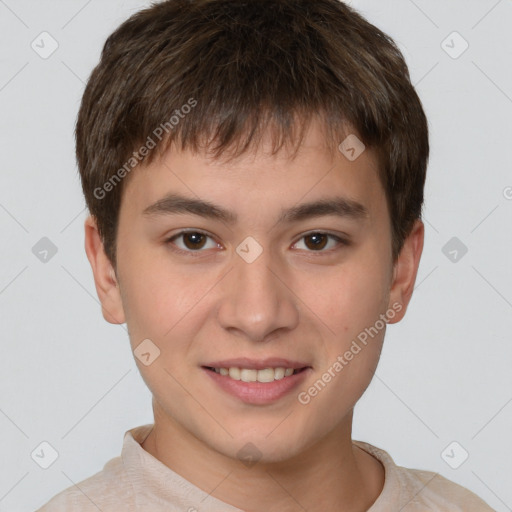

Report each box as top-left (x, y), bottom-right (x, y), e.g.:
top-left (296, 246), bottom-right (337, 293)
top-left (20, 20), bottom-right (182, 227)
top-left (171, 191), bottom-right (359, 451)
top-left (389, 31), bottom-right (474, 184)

top-left (119, 119), bottom-right (386, 224)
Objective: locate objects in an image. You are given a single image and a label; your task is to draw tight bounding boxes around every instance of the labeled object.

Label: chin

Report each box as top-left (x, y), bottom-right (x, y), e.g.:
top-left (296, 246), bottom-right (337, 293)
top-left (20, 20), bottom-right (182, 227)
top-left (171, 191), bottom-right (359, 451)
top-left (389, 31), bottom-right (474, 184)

top-left (213, 427), bottom-right (312, 465)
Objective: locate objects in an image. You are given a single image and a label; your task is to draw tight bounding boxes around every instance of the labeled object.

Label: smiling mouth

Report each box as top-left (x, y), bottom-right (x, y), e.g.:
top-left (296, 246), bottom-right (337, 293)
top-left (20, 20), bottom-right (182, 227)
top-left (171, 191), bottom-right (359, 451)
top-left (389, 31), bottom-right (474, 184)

top-left (203, 366), bottom-right (309, 383)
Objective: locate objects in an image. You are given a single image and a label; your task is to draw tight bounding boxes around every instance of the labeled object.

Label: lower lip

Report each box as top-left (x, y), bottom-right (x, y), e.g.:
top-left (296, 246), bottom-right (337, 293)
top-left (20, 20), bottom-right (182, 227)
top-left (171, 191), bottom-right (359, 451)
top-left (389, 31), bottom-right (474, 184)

top-left (203, 367), bottom-right (311, 405)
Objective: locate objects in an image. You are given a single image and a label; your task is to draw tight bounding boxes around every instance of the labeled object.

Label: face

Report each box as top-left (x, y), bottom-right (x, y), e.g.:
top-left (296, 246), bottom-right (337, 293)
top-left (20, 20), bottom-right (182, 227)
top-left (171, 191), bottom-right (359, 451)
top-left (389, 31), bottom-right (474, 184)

top-left (86, 120), bottom-right (423, 464)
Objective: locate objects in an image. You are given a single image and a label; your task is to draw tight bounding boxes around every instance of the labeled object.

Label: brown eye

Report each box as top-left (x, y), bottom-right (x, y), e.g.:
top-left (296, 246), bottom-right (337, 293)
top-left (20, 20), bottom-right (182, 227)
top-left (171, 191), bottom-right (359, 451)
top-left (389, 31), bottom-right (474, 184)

top-left (304, 233), bottom-right (329, 251)
top-left (182, 232), bottom-right (207, 250)
top-left (167, 231), bottom-right (219, 253)
top-left (293, 232), bottom-right (347, 253)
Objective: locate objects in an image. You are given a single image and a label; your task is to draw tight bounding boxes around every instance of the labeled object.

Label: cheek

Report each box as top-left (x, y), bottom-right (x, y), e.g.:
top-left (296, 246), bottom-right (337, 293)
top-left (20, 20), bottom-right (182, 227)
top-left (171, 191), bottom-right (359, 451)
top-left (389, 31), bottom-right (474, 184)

top-left (119, 252), bottom-right (211, 342)
top-left (318, 257), bottom-right (391, 335)
top-left (303, 248), bottom-right (390, 401)
top-left (298, 275), bottom-right (388, 428)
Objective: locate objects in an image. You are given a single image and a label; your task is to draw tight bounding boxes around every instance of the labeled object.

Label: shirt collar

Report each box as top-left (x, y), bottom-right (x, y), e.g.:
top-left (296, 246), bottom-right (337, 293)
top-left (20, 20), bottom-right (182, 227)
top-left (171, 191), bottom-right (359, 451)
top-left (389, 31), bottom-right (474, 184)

top-left (121, 424), bottom-right (398, 511)
top-left (122, 424), bottom-right (243, 511)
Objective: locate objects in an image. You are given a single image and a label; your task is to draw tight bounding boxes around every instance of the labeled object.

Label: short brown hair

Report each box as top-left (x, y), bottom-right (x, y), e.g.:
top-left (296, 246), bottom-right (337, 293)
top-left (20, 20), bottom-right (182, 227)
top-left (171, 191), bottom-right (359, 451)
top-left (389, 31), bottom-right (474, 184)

top-left (76, 0), bottom-right (429, 268)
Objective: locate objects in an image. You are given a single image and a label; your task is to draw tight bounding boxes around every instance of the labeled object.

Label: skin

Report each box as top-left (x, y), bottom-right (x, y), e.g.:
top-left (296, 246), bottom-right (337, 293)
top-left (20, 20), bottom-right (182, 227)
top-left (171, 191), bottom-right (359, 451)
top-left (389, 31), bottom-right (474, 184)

top-left (85, 119), bottom-right (424, 511)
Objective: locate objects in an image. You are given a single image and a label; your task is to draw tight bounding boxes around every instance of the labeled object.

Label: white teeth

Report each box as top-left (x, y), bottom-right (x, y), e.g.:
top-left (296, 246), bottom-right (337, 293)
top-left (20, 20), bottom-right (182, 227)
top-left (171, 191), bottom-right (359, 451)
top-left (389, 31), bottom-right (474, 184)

top-left (274, 367), bottom-right (285, 380)
top-left (213, 366), bottom-right (300, 382)
top-left (257, 368), bottom-right (275, 383)
top-left (240, 369), bottom-right (258, 382)
top-left (229, 367), bottom-right (241, 380)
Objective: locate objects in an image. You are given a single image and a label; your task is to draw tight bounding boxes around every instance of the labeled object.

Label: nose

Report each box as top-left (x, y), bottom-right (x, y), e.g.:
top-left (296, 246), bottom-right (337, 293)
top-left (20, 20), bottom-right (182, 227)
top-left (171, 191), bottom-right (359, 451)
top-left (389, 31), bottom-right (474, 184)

top-left (216, 245), bottom-right (300, 343)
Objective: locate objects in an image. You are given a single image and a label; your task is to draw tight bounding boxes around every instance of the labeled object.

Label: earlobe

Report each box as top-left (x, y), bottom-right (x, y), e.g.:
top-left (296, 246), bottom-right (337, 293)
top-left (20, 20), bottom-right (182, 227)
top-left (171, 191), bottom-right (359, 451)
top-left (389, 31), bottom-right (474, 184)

top-left (84, 215), bottom-right (126, 325)
top-left (387, 220), bottom-right (424, 324)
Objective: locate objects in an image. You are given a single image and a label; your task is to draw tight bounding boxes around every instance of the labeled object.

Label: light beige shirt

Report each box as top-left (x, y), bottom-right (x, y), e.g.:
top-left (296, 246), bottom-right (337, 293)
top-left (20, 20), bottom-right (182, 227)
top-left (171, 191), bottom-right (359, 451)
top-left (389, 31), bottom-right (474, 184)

top-left (37, 424), bottom-right (495, 511)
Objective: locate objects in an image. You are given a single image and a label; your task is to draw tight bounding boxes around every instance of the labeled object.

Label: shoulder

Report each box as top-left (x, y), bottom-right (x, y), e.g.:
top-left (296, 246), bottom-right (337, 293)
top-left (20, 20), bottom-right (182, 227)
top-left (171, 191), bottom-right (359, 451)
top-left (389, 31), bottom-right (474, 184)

top-left (354, 441), bottom-right (495, 512)
top-left (396, 467), bottom-right (495, 511)
top-left (35, 455), bottom-right (135, 512)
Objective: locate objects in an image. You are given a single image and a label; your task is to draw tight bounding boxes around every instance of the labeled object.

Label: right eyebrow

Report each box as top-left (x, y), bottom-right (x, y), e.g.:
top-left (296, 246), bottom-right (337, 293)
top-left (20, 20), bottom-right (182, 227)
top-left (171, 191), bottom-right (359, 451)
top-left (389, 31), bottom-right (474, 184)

top-left (142, 194), bottom-right (237, 223)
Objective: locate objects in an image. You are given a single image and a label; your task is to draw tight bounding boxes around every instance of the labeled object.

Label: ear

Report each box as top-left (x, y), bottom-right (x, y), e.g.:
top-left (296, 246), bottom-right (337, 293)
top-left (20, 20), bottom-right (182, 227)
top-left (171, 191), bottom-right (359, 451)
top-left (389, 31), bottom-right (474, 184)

top-left (387, 219), bottom-right (424, 324)
top-left (84, 215), bottom-right (126, 325)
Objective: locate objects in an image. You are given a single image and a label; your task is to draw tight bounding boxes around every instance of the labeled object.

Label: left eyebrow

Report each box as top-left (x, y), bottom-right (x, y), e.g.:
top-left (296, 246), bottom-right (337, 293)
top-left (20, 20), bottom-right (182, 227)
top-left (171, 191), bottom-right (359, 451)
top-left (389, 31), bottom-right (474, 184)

top-left (277, 197), bottom-right (368, 224)
top-left (142, 193), bottom-right (368, 224)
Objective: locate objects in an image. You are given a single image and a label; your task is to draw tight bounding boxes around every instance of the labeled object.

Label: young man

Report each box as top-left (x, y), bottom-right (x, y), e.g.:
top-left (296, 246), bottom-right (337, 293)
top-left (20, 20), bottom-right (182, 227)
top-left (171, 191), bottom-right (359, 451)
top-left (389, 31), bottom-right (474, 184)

top-left (38, 0), bottom-right (495, 510)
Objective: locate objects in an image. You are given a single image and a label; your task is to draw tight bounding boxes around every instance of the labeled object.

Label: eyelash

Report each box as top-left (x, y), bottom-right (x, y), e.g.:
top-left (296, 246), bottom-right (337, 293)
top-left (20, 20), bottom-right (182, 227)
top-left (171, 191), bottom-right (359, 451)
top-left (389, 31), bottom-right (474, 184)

top-left (164, 230), bottom-right (349, 257)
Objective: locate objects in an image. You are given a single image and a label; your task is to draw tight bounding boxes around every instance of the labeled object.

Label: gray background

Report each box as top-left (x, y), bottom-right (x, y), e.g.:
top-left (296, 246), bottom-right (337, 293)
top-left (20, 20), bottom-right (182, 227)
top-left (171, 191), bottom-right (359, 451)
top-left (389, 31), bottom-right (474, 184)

top-left (0, 0), bottom-right (511, 510)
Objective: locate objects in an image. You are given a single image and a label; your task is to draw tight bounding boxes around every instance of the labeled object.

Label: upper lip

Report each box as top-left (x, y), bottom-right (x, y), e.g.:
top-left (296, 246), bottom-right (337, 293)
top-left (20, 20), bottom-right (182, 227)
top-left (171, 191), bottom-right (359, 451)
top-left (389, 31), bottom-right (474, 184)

top-left (202, 357), bottom-right (311, 370)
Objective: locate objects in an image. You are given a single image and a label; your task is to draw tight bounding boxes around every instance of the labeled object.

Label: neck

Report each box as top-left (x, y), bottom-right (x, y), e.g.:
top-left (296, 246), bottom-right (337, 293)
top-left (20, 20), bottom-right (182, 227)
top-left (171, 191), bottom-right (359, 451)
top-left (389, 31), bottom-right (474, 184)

top-left (141, 404), bottom-right (384, 512)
